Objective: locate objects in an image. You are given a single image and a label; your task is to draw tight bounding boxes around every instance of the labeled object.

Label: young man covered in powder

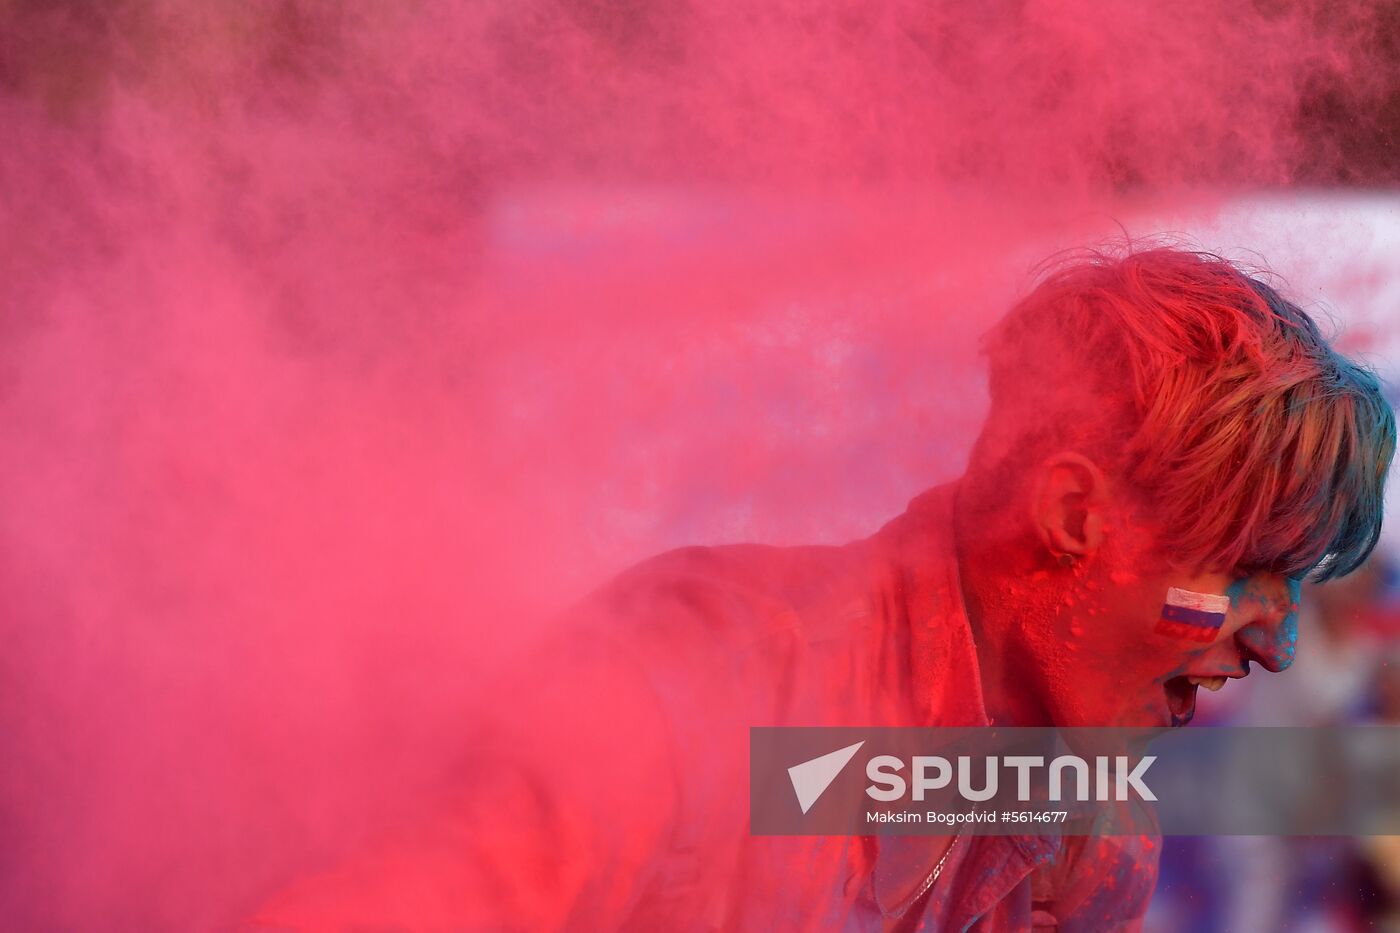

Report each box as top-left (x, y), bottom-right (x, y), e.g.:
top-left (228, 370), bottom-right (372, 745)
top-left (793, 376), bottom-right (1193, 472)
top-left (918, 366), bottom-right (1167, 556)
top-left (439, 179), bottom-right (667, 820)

top-left (251, 248), bottom-right (1394, 931)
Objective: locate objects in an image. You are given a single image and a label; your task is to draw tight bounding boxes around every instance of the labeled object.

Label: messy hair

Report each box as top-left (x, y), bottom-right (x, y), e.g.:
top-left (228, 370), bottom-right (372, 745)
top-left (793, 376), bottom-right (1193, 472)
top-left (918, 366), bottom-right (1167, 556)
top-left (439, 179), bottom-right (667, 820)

top-left (978, 246), bottom-right (1395, 581)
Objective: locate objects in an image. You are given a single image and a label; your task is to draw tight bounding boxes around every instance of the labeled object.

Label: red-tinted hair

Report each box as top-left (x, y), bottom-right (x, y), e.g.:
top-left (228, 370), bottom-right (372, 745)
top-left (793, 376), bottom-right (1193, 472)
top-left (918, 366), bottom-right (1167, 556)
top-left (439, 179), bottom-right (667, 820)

top-left (976, 246), bottom-right (1394, 580)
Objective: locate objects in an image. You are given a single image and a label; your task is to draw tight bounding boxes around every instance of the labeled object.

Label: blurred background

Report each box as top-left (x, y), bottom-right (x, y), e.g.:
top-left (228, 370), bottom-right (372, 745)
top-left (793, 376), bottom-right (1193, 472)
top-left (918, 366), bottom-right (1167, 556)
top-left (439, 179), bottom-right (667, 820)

top-left (1, 1), bottom-right (1398, 929)
top-left (1147, 551), bottom-right (1400, 932)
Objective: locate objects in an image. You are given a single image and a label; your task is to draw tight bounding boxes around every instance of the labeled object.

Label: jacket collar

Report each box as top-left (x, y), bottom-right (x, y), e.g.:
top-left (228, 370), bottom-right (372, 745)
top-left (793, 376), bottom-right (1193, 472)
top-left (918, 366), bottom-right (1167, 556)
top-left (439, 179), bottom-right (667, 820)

top-left (865, 484), bottom-right (1059, 922)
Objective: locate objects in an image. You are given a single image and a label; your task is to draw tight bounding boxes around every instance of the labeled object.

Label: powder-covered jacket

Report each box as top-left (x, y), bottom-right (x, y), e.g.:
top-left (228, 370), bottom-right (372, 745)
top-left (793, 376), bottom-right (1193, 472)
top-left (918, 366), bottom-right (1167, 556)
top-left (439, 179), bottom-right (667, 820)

top-left (250, 485), bottom-right (1158, 931)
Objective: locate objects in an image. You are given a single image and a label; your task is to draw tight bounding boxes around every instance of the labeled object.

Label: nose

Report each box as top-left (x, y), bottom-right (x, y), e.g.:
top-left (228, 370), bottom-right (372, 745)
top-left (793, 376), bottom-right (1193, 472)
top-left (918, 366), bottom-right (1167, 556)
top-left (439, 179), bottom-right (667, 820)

top-left (1230, 575), bottom-right (1301, 673)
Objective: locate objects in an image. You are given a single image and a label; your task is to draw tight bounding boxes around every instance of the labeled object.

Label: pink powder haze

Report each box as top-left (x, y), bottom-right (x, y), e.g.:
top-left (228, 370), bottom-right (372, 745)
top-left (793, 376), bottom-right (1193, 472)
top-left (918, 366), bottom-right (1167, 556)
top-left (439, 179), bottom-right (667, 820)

top-left (1, 1), bottom-right (1397, 928)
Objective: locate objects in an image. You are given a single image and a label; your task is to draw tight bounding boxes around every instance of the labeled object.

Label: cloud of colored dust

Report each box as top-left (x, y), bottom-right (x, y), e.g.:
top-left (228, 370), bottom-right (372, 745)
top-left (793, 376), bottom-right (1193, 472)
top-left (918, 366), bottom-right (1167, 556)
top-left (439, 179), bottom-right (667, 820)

top-left (0, 1), bottom-right (1396, 927)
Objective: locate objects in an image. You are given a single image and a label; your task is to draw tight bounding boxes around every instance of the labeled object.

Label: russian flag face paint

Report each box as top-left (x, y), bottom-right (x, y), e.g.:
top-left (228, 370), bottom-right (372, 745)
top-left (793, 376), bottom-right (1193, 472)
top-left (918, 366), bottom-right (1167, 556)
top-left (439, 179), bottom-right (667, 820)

top-left (1154, 587), bottom-right (1230, 642)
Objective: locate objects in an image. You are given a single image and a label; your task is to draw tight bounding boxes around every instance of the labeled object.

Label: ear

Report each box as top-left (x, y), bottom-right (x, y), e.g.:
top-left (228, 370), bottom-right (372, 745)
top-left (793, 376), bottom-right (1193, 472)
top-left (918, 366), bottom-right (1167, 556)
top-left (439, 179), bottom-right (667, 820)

top-left (1029, 452), bottom-right (1109, 559)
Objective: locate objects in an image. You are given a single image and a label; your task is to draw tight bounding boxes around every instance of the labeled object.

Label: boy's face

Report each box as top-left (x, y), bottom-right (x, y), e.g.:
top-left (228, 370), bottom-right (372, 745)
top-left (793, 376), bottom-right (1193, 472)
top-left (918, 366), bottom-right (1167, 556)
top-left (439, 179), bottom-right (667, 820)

top-left (1032, 514), bottom-right (1302, 728)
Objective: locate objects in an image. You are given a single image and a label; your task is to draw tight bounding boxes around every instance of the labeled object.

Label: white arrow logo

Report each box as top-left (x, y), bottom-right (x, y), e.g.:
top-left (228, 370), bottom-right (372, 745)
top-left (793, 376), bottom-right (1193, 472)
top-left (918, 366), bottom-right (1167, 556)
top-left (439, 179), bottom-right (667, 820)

top-left (787, 741), bottom-right (865, 814)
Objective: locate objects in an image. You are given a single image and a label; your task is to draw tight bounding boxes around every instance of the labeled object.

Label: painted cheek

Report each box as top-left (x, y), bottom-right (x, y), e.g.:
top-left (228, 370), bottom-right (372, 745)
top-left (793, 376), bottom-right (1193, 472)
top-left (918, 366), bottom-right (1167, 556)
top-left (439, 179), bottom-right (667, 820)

top-left (1153, 587), bottom-right (1228, 642)
top-left (1225, 576), bottom-right (1248, 607)
top-left (1224, 577), bottom-right (1266, 628)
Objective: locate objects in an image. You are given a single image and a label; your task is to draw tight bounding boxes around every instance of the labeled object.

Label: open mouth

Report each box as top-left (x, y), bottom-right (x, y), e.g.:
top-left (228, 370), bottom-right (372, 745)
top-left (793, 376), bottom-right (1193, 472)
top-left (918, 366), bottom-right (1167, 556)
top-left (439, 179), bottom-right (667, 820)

top-left (1163, 674), bottom-right (1230, 726)
top-left (1164, 676), bottom-right (1199, 726)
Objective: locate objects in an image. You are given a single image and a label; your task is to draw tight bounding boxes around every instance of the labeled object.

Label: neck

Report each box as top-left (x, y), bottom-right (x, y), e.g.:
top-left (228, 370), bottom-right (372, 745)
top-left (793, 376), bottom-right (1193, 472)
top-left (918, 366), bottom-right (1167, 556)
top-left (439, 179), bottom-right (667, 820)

top-left (951, 480), bottom-right (1057, 726)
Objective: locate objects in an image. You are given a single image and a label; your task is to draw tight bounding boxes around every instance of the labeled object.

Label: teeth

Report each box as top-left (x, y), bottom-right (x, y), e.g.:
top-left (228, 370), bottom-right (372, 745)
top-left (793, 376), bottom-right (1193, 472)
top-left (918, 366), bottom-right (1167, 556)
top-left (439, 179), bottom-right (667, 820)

top-left (1188, 676), bottom-right (1227, 692)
